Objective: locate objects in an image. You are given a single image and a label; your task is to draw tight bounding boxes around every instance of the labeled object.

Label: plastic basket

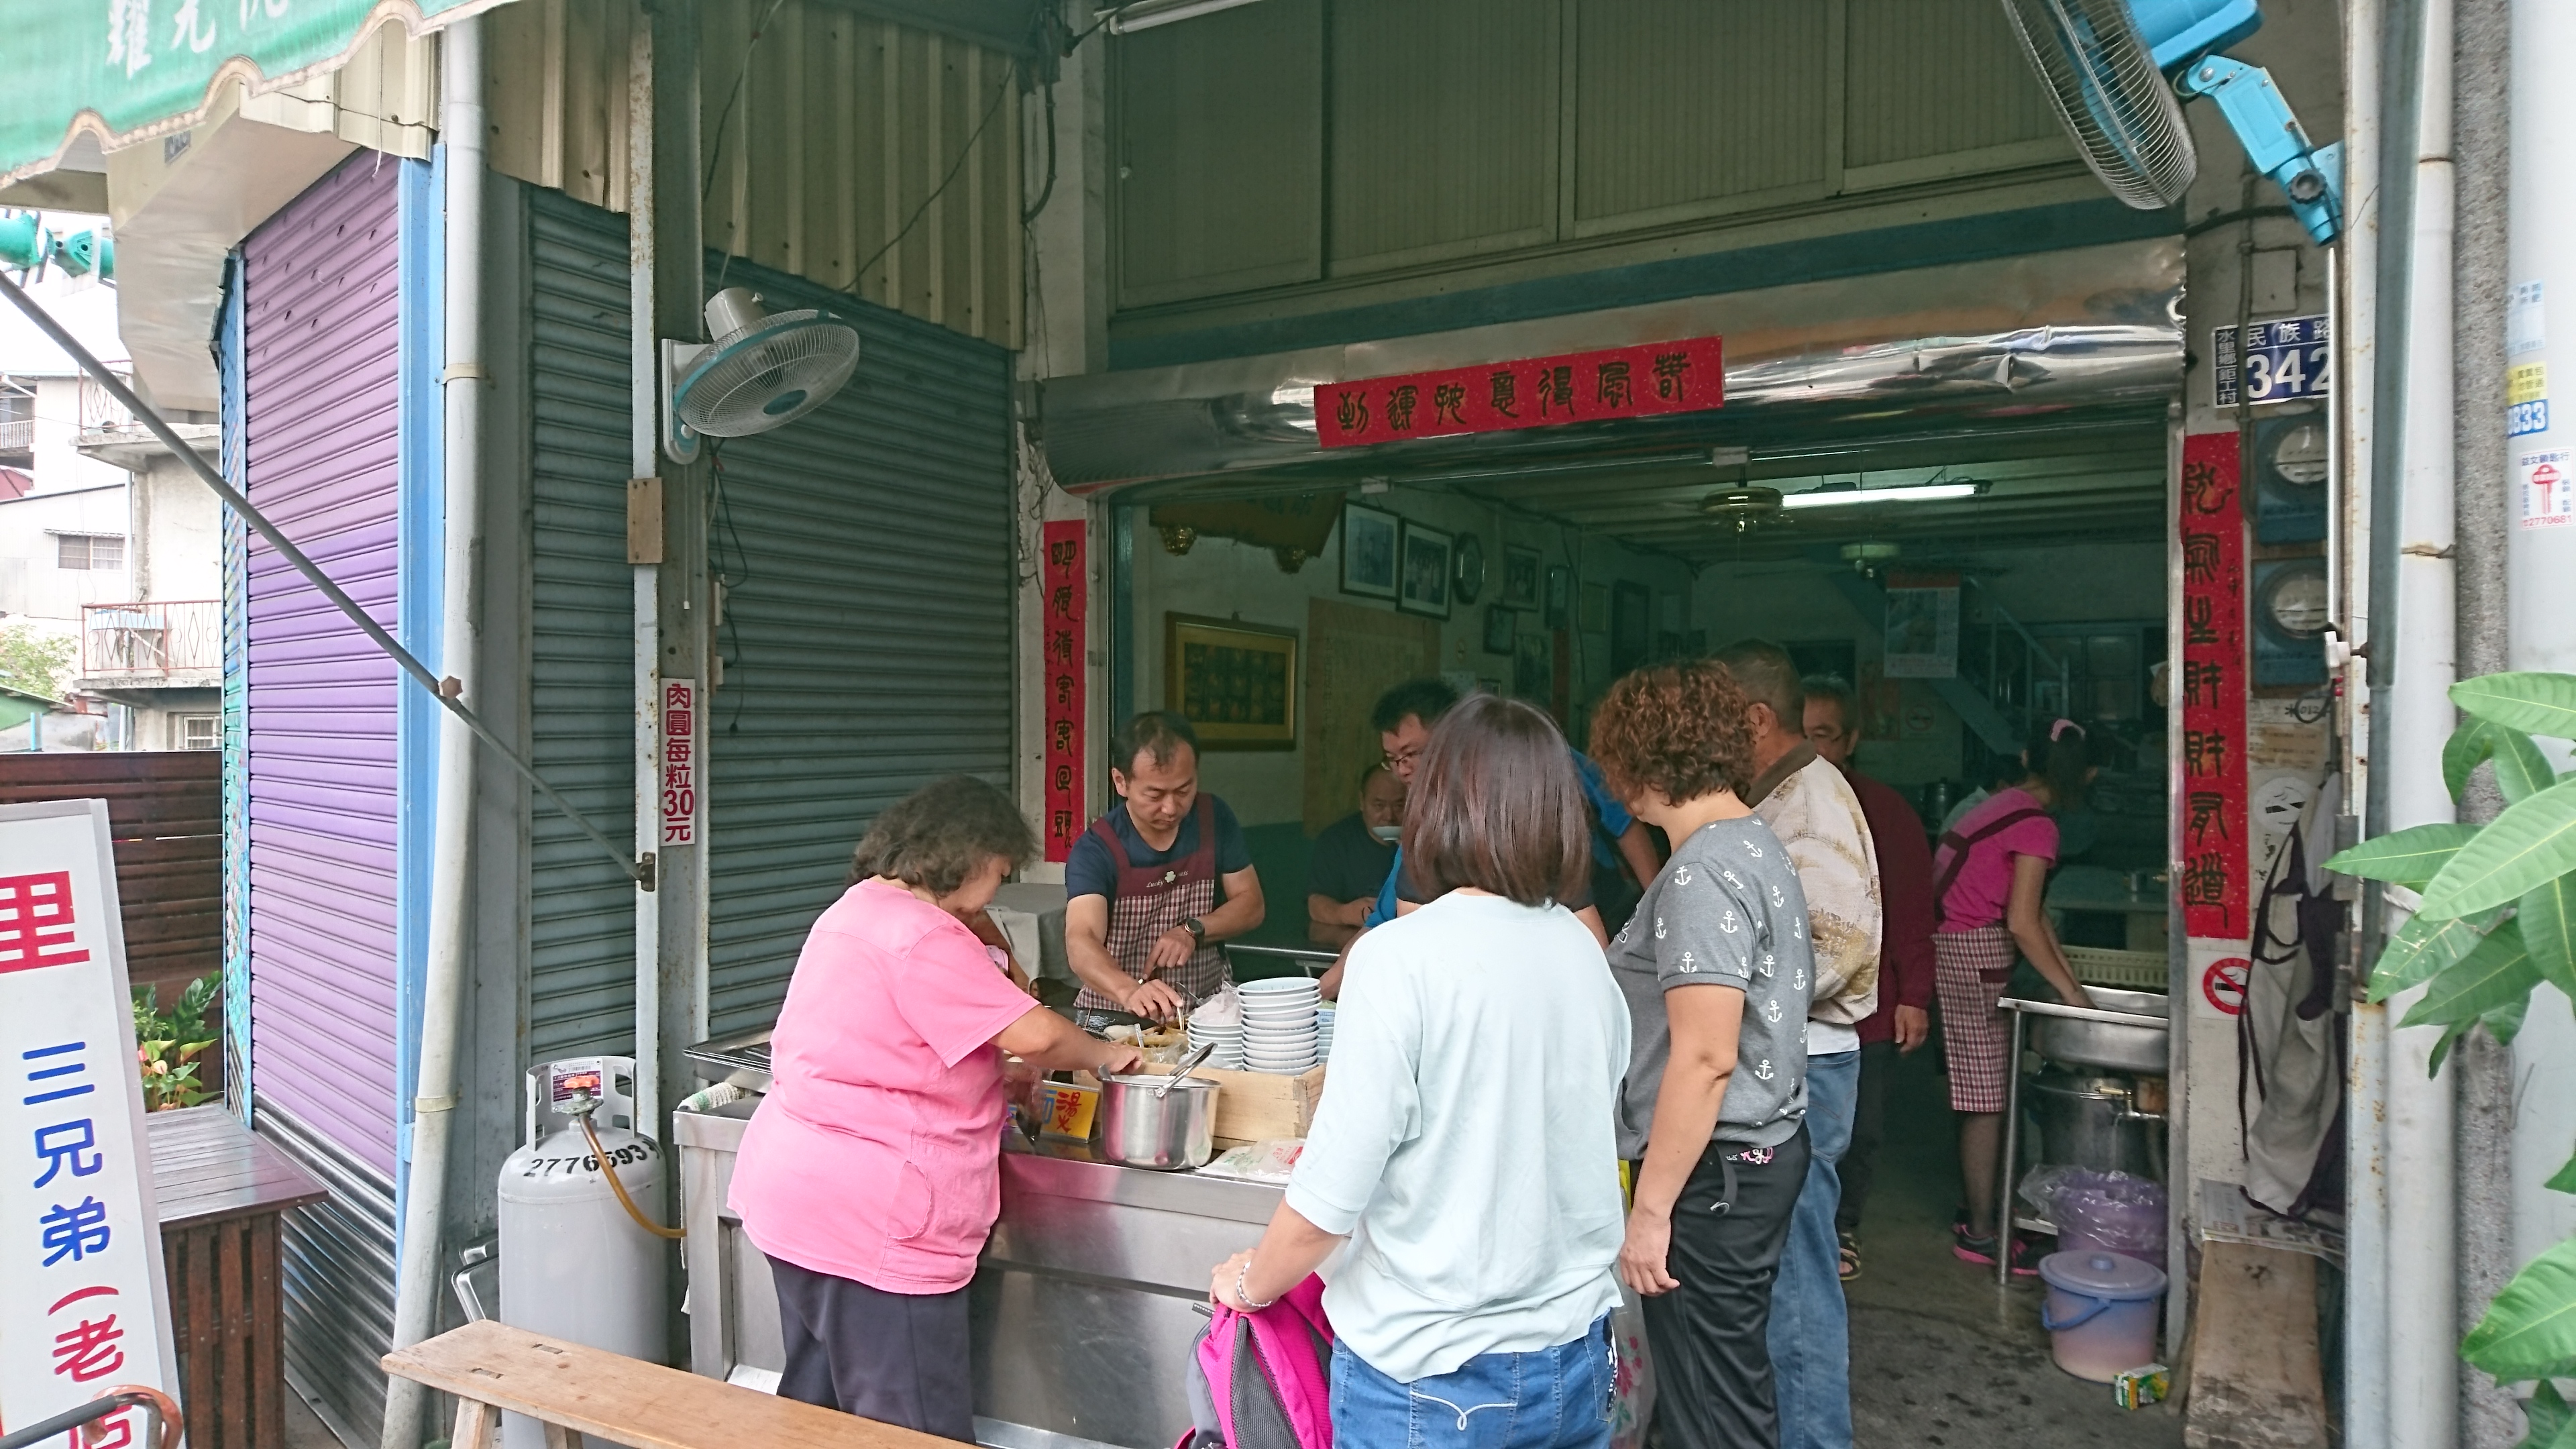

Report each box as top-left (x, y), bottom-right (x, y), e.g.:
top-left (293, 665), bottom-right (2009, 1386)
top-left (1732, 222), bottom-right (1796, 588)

top-left (2065, 947), bottom-right (2167, 990)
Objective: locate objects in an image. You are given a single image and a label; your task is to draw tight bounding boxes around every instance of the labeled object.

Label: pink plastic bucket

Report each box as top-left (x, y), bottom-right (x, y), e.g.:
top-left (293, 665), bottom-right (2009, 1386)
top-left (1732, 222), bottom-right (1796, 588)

top-left (2037, 1250), bottom-right (2166, 1383)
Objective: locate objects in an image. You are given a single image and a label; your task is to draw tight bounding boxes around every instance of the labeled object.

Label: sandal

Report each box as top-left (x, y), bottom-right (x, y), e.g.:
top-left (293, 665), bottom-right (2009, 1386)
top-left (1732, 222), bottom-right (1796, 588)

top-left (1838, 1232), bottom-right (1862, 1282)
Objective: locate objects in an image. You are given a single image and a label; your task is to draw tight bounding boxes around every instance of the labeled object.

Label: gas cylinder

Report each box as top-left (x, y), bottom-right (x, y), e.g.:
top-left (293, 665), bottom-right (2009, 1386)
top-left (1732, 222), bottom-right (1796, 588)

top-left (496, 1057), bottom-right (668, 1449)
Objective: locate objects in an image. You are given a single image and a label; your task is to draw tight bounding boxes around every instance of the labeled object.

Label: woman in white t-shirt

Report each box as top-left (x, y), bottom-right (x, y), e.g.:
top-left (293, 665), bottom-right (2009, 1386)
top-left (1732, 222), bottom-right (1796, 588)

top-left (1209, 694), bottom-right (1632, 1449)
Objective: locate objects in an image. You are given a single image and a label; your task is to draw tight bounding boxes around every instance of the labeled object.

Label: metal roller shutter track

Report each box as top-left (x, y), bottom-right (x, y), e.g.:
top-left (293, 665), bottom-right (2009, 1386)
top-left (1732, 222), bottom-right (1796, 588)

top-left (527, 187), bottom-right (639, 1057)
top-left (698, 256), bottom-right (1015, 1036)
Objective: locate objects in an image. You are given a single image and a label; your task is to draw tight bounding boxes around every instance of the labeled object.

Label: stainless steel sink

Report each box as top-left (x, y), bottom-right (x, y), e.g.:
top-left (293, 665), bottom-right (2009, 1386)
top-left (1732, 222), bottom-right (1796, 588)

top-left (2032, 985), bottom-right (2170, 1073)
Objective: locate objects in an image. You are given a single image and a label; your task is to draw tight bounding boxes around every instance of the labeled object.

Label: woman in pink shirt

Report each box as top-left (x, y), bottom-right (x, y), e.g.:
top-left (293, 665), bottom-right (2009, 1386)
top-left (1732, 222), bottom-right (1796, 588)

top-left (729, 776), bottom-right (1142, 1440)
top-left (1929, 722), bottom-right (2094, 1274)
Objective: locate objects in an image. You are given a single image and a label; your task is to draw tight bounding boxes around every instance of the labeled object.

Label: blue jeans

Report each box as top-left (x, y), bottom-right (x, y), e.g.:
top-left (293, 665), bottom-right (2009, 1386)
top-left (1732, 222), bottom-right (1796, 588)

top-left (1331, 1316), bottom-right (1613, 1449)
top-left (1768, 1048), bottom-right (1858, 1449)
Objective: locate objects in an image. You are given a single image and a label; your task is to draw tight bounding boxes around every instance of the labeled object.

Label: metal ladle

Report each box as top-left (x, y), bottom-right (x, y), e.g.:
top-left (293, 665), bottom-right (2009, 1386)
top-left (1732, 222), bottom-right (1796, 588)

top-left (1155, 1040), bottom-right (1219, 1099)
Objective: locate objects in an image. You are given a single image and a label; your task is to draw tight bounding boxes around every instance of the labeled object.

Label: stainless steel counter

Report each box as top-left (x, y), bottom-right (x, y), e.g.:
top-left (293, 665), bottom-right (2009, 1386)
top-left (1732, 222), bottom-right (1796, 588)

top-left (675, 1099), bottom-right (1280, 1449)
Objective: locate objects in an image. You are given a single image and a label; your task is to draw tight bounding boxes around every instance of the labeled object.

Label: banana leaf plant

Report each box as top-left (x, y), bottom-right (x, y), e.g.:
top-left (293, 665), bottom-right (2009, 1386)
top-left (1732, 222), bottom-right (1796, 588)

top-left (2322, 672), bottom-right (2576, 1440)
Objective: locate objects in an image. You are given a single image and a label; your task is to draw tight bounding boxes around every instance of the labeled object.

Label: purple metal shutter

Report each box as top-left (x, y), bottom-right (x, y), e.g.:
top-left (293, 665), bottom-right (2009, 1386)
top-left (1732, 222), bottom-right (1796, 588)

top-left (241, 157), bottom-right (404, 1179)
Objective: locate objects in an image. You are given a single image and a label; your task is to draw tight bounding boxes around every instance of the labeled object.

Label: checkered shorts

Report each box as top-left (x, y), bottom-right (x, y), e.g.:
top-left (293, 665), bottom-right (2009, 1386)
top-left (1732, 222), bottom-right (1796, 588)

top-left (1934, 926), bottom-right (2019, 1113)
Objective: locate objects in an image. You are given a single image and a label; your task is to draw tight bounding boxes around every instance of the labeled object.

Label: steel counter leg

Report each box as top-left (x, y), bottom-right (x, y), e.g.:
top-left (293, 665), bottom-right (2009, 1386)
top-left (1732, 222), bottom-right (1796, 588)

top-left (1997, 1005), bottom-right (2026, 1289)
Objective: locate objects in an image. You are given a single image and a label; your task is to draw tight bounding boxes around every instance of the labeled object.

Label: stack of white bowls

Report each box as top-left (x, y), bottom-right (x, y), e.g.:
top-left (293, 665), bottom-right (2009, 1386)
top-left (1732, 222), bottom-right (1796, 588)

top-left (1238, 977), bottom-right (1320, 1073)
top-left (1187, 991), bottom-right (1244, 1070)
top-left (1314, 1005), bottom-right (1336, 1062)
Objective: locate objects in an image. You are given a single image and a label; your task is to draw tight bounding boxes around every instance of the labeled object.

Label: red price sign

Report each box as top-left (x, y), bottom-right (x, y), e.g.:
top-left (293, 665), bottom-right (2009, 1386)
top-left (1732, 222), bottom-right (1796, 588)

top-left (660, 678), bottom-right (698, 847)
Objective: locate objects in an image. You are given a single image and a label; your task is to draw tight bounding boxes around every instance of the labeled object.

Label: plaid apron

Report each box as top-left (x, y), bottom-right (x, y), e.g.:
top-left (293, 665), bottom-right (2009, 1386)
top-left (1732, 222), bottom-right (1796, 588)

top-left (1073, 795), bottom-right (1230, 1015)
top-left (1933, 926), bottom-right (2018, 1113)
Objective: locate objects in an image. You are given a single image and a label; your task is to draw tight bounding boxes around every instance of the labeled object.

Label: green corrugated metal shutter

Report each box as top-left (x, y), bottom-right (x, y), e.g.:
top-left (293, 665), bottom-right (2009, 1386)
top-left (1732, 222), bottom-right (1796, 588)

top-left (528, 187), bottom-right (639, 1056)
top-left (699, 256), bottom-right (1015, 1038)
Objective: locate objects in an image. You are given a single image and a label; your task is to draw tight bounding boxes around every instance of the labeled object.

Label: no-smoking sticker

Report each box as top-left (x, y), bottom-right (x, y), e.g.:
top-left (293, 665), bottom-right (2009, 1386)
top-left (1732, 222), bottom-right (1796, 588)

top-left (2203, 957), bottom-right (2250, 1015)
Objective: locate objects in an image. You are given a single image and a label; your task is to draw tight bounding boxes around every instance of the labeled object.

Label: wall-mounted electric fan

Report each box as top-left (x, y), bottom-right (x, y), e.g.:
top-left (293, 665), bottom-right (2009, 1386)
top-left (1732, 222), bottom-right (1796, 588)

top-left (660, 286), bottom-right (863, 464)
top-left (1999, 0), bottom-right (2343, 244)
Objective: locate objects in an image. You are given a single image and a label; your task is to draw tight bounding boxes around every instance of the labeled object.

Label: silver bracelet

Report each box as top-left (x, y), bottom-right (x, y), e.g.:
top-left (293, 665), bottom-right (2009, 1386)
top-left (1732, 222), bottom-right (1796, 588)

top-left (1234, 1260), bottom-right (1277, 1312)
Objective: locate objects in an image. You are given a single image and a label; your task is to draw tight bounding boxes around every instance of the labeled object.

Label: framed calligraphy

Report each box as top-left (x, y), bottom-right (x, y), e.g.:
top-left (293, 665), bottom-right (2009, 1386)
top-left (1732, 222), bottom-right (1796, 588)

top-left (2178, 432), bottom-right (2249, 940)
top-left (1315, 336), bottom-right (1724, 448)
top-left (1041, 521), bottom-right (1088, 863)
top-left (1167, 614), bottom-right (1299, 750)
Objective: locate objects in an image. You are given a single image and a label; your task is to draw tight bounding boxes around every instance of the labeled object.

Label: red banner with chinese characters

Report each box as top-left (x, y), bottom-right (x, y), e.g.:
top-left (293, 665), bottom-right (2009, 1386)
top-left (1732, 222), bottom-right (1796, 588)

top-left (1314, 335), bottom-right (1724, 448)
top-left (1042, 521), bottom-right (1087, 863)
top-left (2179, 431), bottom-right (2248, 939)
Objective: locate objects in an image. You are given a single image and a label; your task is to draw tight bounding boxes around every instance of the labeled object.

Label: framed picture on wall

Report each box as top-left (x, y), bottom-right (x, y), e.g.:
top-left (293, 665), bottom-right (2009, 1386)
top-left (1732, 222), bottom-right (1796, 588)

top-left (1513, 631), bottom-right (1552, 703)
top-left (1483, 605), bottom-right (1517, 655)
top-left (1398, 523), bottom-right (1454, 619)
top-left (1166, 613), bottom-right (1299, 750)
top-left (1340, 502), bottom-right (1401, 600)
top-left (1502, 546), bottom-right (1541, 608)
top-left (1544, 566), bottom-right (1572, 630)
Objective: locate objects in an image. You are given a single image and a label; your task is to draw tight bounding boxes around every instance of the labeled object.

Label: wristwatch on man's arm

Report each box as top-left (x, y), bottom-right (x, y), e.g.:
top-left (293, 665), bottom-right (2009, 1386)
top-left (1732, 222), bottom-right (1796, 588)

top-left (1181, 916), bottom-right (1207, 943)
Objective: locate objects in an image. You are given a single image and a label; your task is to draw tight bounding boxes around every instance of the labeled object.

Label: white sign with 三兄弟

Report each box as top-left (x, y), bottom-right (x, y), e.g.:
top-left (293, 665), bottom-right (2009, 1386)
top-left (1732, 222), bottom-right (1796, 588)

top-left (0, 800), bottom-right (178, 1446)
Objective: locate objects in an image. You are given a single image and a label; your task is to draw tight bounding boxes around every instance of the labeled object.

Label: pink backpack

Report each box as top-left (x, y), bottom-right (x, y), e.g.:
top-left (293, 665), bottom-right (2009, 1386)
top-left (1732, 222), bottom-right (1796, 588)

top-left (1182, 1275), bottom-right (1336, 1449)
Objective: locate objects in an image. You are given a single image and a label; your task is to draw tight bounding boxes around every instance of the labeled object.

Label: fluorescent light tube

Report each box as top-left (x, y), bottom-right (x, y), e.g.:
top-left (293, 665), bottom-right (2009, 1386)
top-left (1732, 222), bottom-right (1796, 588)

top-left (1106, 0), bottom-right (1268, 33)
top-left (1778, 481), bottom-right (1984, 509)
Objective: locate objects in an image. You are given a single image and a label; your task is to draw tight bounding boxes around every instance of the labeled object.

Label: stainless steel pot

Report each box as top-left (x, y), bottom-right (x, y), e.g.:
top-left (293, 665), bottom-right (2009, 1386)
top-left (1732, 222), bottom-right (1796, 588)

top-left (2033, 985), bottom-right (2170, 1073)
top-left (1096, 1072), bottom-right (1219, 1171)
top-left (2029, 1071), bottom-right (2167, 1181)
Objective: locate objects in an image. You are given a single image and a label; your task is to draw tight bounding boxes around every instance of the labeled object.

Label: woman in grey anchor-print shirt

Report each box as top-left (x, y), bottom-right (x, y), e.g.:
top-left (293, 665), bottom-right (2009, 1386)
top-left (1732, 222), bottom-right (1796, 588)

top-left (1589, 658), bottom-right (1817, 1449)
top-left (1609, 817), bottom-right (1815, 1151)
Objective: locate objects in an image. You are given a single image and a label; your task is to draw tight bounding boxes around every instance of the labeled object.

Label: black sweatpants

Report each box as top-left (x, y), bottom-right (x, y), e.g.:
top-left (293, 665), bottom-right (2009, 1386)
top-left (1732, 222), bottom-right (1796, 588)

top-left (767, 1254), bottom-right (975, 1442)
top-left (1640, 1126), bottom-right (1811, 1449)
top-left (1837, 1040), bottom-right (1896, 1236)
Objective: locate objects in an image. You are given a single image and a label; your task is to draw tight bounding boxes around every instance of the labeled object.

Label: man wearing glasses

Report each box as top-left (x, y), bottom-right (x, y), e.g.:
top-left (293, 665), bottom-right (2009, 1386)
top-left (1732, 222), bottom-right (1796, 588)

top-left (1321, 677), bottom-right (1662, 997)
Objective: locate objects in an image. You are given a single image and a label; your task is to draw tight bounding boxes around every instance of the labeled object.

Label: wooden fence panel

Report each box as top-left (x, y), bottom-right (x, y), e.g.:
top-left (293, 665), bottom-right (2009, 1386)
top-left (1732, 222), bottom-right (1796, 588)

top-left (0, 751), bottom-right (223, 997)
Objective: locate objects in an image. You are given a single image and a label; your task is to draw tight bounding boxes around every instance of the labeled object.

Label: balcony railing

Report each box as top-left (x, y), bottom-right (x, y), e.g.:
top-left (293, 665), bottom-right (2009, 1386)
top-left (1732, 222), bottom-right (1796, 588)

top-left (0, 419), bottom-right (31, 454)
top-left (79, 375), bottom-right (134, 433)
top-left (82, 600), bottom-right (219, 680)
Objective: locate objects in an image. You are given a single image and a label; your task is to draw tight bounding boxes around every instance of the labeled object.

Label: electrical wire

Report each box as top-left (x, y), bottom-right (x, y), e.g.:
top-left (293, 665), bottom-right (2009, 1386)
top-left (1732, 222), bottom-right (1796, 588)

top-left (1023, 74), bottom-right (1060, 225)
top-left (706, 438), bottom-right (753, 734)
top-left (843, 55), bottom-right (1022, 303)
top-left (704, 0), bottom-right (796, 297)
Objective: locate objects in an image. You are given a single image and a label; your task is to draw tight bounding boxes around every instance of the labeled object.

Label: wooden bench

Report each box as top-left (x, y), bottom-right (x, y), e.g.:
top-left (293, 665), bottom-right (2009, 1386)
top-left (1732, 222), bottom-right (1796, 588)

top-left (382, 1320), bottom-right (953, 1449)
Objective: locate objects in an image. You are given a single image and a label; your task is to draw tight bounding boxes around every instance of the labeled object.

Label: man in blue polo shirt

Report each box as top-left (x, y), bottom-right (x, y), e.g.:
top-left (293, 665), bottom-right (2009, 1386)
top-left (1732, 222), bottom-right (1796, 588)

top-left (1320, 678), bottom-right (1662, 998)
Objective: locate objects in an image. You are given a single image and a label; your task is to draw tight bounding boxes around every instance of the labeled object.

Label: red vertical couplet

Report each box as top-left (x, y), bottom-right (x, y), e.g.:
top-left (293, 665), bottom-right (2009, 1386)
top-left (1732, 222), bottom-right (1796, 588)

top-left (2178, 432), bottom-right (2249, 939)
top-left (1041, 521), bottom-right (1089, 863)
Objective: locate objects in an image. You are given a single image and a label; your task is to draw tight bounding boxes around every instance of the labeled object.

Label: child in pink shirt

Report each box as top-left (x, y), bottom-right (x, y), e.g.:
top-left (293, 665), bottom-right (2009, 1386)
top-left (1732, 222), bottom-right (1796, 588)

top-left (1927, 724), bottom-right (2095, 1273)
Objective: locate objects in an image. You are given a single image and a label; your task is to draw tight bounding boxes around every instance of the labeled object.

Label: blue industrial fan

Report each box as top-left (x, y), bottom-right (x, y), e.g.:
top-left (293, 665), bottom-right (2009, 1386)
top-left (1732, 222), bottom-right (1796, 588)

top-left (2000, 0), bottom-right (2343, 244)
top-left (659, 286), bottom-right (862, 465)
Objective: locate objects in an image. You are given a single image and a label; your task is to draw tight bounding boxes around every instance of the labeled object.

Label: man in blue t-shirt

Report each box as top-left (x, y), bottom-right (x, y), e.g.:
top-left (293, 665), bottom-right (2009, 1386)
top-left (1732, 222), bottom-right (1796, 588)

top-left (1064, 711), bottom-right (1266, 1024)
top-left (1320, 678), bottom-right (1664, 998)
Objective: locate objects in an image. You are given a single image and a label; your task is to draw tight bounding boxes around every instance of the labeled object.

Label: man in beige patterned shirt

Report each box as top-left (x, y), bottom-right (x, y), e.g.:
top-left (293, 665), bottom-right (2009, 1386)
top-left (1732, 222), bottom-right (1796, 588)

top-left (1713, 639), bottom-right (1882, 1449)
